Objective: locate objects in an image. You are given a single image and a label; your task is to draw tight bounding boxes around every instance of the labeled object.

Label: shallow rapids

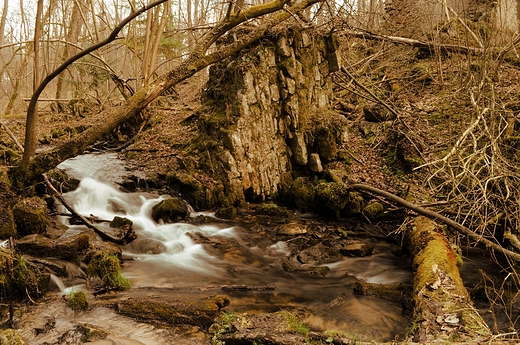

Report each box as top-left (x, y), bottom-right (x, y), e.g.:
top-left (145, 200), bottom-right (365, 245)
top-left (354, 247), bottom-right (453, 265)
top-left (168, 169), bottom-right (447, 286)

top-left (56, 153), bottom-right (413, 341)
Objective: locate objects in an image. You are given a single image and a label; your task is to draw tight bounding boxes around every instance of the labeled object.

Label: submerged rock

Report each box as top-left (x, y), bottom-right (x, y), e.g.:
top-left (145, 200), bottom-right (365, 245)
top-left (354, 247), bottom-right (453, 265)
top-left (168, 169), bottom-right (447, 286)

top-left (116, 295), bottom-right (230, 329)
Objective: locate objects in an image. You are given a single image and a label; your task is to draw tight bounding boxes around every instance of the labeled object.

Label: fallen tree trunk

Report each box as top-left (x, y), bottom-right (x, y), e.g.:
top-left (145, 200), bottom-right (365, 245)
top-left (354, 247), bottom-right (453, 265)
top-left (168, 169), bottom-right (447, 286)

top-left (17, 0), bottom-right (320, 184)
top-left (405, 216), bottom-right (490, 342)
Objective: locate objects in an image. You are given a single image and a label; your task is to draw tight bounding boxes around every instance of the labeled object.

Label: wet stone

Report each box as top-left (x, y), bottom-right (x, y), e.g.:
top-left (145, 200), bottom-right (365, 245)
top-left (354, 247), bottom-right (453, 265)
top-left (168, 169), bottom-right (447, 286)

top-left (297, 243), bottom-right (342, 265)
top-left (277, 222), bottom-right (309, 236)
top-left (340, 242), bottom-right (374, 257)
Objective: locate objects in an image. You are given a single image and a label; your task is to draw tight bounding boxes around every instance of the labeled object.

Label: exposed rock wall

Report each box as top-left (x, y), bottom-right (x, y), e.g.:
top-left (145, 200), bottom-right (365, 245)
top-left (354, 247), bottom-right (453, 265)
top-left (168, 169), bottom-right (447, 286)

top-left (202, 26), bottom-right (343, 201)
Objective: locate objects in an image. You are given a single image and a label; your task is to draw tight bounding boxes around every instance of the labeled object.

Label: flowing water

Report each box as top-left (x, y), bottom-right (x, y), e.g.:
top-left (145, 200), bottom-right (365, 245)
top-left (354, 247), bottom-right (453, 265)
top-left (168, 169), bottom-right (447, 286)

top-left (52, 153), bottom-right (414, 341)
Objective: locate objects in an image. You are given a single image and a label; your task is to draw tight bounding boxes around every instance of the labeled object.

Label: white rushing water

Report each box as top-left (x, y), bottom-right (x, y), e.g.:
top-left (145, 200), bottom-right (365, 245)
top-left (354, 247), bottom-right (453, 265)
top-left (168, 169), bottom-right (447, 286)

top-left (58, 154), bottom-right (233, 280)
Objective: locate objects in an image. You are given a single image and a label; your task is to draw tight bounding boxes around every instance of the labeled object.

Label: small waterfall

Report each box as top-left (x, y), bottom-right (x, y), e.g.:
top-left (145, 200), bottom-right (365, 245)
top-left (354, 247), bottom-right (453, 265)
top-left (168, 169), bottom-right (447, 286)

top-left (48, 274), bottom-right (66, 292)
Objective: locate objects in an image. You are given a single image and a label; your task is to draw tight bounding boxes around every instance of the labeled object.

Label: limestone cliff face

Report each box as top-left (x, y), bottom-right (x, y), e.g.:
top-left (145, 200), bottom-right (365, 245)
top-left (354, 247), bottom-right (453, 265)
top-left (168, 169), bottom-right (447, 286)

top-left (202, 26), bottom-right (341, 200)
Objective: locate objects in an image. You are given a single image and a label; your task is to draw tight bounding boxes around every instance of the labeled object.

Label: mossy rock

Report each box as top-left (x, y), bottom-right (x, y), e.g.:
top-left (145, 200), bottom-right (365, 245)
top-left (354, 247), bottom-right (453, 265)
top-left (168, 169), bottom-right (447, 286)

top-left (109, 216), bottom-right (133, 230)
top-left (314, 182), bottom-right (350, 217)
top-left (46, 168), bottom-right (80, 193)
top-left (16, 233), bottom-right (90, 261)
top-left (314, 127), bottom-right (338, 163)
top-left (289, 177), bottom-right (315, 213)
top-left (151, 197), bottom-right (188, 223)
top-left (256, 203), bottom-right (292, 217)
top-left (342, 191), bottom-right (365, 217)
top-left (116, 295), bottom-right (229, 329)
top-left (337, 149), bottom-right (353, 164)
top-left (168, 172), bottom-right (225, 210)
top-left (86, 251), bottom-right (130, 290)
top-left (68, 290), bottom-right (88, 311)
top-left (12, 197), bottom-right (49, 236)
top-left (340, 242), bottom-right (374, 257)
top-left (0, 329), bottom-right (29, 345)
top-left (363, 202), bottom-right (385, 219)
top-left (216, 206), bottom-right (237, 220)
top-left (0, 251), bottom-right (44, 301)
top-left (0, 167), bottom-right (16, 239)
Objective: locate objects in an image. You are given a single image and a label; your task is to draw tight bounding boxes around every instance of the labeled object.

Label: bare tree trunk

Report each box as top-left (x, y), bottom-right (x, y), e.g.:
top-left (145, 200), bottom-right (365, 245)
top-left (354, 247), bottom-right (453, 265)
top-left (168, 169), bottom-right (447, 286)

top-left (21, 0), bottom-right (44, 169)
top-left (19, 0), bottom-right (320, 183)
top-left (56, 0), bottom-right (84, 100)
top-left (0, 0), bottom-right (8, 45)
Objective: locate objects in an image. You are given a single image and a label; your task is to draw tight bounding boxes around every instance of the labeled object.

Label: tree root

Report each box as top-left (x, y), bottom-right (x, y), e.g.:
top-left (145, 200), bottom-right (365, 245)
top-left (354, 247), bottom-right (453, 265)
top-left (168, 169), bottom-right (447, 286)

top-left (351, 183), bottom-right (520, 262)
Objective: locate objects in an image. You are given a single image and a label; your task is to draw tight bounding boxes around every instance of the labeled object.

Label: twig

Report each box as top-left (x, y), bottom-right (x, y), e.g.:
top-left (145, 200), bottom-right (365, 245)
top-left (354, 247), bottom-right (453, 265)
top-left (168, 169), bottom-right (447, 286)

top-left (43, 174), bottom-right (137, 245)
top-left (351, 183), bottom-right (520, 262)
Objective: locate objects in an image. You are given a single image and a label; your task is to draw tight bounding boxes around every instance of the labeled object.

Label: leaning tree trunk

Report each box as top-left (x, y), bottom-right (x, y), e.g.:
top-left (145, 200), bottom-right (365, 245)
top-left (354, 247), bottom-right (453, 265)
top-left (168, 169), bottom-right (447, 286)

top-left (16, 0), bottom-right (320, 186)
top-left (406, 216), bottom-right (491, 342)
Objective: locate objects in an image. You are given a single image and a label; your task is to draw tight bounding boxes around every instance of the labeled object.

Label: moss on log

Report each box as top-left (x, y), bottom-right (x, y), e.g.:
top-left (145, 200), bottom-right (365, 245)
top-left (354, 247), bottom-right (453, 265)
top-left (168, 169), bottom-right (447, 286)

top-left (406, 216), bottom-right (491, 342)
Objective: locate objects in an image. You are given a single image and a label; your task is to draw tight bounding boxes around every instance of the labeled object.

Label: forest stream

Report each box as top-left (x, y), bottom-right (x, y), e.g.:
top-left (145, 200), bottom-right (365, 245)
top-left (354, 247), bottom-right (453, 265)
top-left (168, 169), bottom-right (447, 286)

top-left (11, 153), bottom-right (513, 344)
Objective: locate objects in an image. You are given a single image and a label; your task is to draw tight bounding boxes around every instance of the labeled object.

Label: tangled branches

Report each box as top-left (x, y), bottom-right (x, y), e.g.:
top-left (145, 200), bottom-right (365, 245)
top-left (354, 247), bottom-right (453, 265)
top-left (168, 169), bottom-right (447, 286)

top-left (417, 73), bottom-right (520, 254)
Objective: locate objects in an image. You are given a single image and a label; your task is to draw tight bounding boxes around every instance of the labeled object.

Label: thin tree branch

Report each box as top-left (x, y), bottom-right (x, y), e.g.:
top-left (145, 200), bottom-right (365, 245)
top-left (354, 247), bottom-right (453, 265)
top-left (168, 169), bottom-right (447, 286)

top-left (351, 183), bottom-right (520, 262)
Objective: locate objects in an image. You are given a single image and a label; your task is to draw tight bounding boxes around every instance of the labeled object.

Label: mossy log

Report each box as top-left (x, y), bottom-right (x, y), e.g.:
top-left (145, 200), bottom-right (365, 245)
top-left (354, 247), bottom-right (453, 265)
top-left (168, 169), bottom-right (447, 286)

top-left (406, 216), bottom-right (490, 342)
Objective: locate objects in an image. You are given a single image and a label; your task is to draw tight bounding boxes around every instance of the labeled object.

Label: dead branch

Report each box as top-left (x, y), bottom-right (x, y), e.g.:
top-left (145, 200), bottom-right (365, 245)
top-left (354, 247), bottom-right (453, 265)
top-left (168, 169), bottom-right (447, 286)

top-left (0, 122), bottom-right (23, 151)
top-left (43, 174), bottom-right (136, 245)
top-left (351, 183), bottom-right (520, 262)
top-left (339, 29), bottom-right (485, 55)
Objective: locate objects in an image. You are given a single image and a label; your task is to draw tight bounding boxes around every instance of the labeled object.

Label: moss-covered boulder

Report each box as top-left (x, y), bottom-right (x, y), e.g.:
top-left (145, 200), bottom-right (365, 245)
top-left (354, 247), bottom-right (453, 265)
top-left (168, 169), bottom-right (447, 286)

top-left (168, 172), bottom-right (227, 210)
top-left (46, 168), bottom-right (80, 193)
top-left (215, 206), bottom-right (237, 220)
top-left (85, 251), bottom-right (130, 290)
top-left (0, 250), bottom-right (44, 301)
top-left (314, 182), bottom-right (350, 217)
top-left (363, 201), bottom-right (385, 219)
top-left (116, 295), bottom-right (230, 329)
top-left (0, 167), bottom-right (16, 239)
top-left (343, 191), bottom-right (365, 217)
top-left (67, 290), bottom-right (88, 311)
top-left (0, 329), bottom-right (29, 345)
top-left (151, 197), bottom-right (188, 223)
top-left (314, 127), bottom-right (338, 163)
top-left (256, 203), bottom-right (292, 217)
top-left (12, 197), bottom-right (49, 236)
top-left (289, 177), bottom-right (315, 213)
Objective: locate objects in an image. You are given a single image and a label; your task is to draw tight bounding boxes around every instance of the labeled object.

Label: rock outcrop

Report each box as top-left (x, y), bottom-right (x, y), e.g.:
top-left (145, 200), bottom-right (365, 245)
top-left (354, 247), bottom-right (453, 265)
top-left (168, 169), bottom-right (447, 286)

top-left (188, 26), bottom-right (346, 206)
